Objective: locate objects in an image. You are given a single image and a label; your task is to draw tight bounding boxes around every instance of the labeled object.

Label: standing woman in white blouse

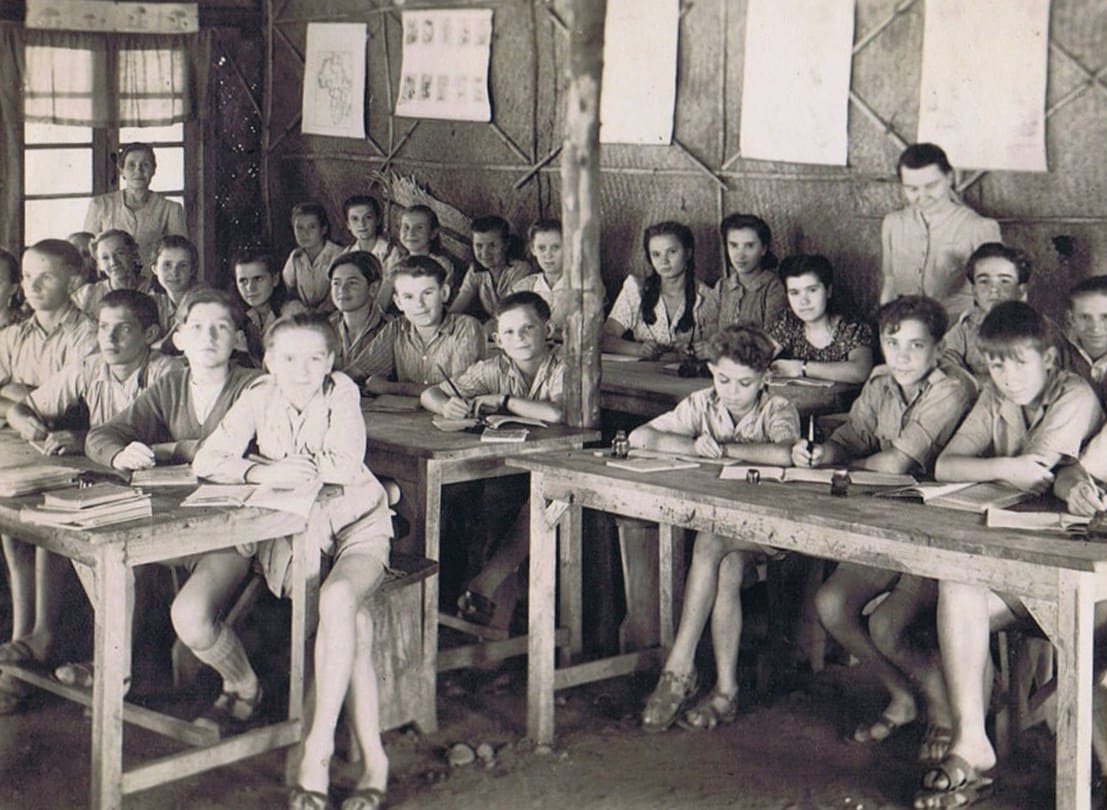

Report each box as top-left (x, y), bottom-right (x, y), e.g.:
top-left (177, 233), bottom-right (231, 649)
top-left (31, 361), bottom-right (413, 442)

top-left (84, 143), bottom-right (187, 270)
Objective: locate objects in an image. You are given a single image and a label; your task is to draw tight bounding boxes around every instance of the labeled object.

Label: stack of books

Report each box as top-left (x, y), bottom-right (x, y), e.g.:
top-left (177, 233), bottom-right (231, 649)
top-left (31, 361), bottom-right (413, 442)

top-left (20, 482), bottom-right (152, 529)
top-left (0, 464), bottom-right (78, 497)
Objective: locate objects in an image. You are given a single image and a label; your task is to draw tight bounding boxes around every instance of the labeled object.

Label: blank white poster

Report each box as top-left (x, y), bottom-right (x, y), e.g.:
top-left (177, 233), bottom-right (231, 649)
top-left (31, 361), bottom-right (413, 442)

top-left (918, 0), bottom-right (1049, 172)
top-left (599, 0), bottom-right (679, 145)
top-left (301, 23), bottom-right (367, 139)
top-left (740, 0), bottom-right (855, 166)
top-left (395, 9), bottom-right (493, 123)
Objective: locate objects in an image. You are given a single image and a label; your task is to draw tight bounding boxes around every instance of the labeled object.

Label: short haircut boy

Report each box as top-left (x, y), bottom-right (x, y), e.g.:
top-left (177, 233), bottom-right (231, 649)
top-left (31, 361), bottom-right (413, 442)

top-left (496, 290), bottom-right (550, 323)
top-left (100, 288), bottom-right (160, 331)
top-left (28, 238), bottom-right (84, 276)
top-left (394, 254), bottom-right (448, 285)
top-left (878, 295), bottom-right (948, 342)
top-left (1069, 275), bottom-right (1107, 304)
top-left (977, 300), bottom-right (1054, 359)
top-left (342, 194), bottom-right (382, 220)
top-left (703, 324), bottom-right (775, 371)
top-left (291, 201), bottom-right (330, 234)
top-left (176, 287), bottom-right (245, 331)
top-left (897, 143), bottom-right (953, 177)
top-left (471, 215), bottom-right (510, 241)
top-left (264, 311), bottom-right (339, 357)
top-left (155, 233), bottom-right (199, 268)
top-left (327, 250), bottom-right (381, 285)
top-left (965, 242), bottom-right (1031, 284)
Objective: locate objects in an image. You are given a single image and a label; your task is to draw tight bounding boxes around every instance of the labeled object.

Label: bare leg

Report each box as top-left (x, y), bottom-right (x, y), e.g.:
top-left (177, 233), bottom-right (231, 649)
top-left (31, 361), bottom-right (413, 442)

top-left (297, 551), bottom-right (384, 795)
top-left (345, 603), bottom-right (388, 793)
top-left (709, 550), bottom-right (751, 697)
top-left (661, 532), bottom-right (732, 678)
top-left (465, 507), bottom-right (528, 603)
top-left (1, 535), bottom-right (36, 647)
top-left (816, 563), bottom-right (917, 729)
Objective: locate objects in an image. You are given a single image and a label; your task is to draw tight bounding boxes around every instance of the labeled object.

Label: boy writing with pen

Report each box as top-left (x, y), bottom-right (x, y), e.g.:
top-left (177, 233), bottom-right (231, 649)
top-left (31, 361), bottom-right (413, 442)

top-left (421, 291), bottom-right (564, 629)
top-left (792, 296), bottom-right (975, 764)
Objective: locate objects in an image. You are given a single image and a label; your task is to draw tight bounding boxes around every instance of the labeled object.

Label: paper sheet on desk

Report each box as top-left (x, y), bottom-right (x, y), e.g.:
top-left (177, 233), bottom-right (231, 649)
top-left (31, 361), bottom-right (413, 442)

top-left (768, 377), bottom-right (835, 389)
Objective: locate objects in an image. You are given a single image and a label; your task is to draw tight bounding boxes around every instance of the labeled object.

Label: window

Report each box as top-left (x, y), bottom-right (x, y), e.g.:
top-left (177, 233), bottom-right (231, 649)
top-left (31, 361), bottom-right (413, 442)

top-left (22, 42), bottom-right (189, 247)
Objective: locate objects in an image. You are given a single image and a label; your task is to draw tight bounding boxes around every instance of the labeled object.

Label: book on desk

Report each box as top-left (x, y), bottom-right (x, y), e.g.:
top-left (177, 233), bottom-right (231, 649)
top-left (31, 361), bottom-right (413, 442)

top-left (0, 464), bottom-right (78, 497)
top-left (875, 481), bottom-right (1033, 513)
top-left (22, 483), bottom-right (152, 529)
top-left (181, 480), bottom-right (323, 519)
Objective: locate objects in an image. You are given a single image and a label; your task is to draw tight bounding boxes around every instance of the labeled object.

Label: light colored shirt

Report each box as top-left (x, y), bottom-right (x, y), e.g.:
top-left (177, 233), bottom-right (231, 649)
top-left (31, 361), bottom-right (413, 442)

top-left (939, 306), bottom-right (989, 382)
top-left (829, 365), bottom-right (975, 472)
top-left (0, 304), bottom-right (97, 388)
top-left (608, 274), bottom-right (719, 348)
top-left (512, 271), bottom-right (571, 331)
top-left (84, 190), bottom-right (187, 267)
top-left (281, 240), bottom-right (344, 312)
top-left (1077, 425), bottom-right (1107, 482)
top-left (328, 306), bottom-right (388, 376)
top-left (1064, 335), bottom-right (1107, 409)
top-left (715, 267), bottom-right (787, 332)
top-left (646, 387), bottom-right (800, 445)
top-left (453, 259), bottom-right (536, 320)
top-left (881, 199), bottom-right (1001, 318)
top-left (941, 370), bottom-right (1102, 461)
top-left (439, 348), bottom-right (565, 406)
top-left (27, 350), bottom-right (179, 428)
top-left (85, 364), bottom-right (261, 466)
top-left (355, 312), bottom-right (484, 385)
top-left (341, 237), bottom-right (398, 268)
top-left (72, 278), bottom-right (153, 319)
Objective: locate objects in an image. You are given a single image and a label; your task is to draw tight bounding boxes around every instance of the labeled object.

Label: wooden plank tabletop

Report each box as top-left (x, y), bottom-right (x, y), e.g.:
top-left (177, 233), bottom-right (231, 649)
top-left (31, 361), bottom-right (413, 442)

top-left (599, 357), bottom-right (861, 418)
top-left (361, 406), bottom-right (601, 459)
top-left (509, 449), bottom-right (1107, 575)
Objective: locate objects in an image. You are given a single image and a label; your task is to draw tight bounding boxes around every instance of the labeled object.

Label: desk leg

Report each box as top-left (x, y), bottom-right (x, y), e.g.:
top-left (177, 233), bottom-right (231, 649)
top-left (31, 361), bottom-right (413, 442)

top-left (527, 476), bottom-right (558, 746)
top-left (91, 547), bottom-right (127, 810)
top-left (657, 523), bottom-right (676, 649)
top-left (418, 460), bottom-right (442, 734)
top-left (557, 503), bottom-right (582, 664)
top-left (1054, 570), bottom-right (1095, 810)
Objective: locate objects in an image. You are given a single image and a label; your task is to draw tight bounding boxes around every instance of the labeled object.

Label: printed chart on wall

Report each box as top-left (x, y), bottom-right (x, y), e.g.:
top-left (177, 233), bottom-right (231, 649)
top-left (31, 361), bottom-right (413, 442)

top-left (599, 0), bottom-right (679, 145)
top-left (918, 0), bottom-right (1050, 172)
top-left (395, 9), bottom-right (493, 123)
top-left (739, 0), bottom-right (855, 166)
top-left (301, 22), bottom-right (367, 139)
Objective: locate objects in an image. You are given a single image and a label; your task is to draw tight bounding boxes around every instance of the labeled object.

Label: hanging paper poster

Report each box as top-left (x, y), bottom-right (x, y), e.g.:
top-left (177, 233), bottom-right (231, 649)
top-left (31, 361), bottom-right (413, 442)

top-left (26, 0), bottom-right (198, 33)
top-left (599, 0), bottom-right (679, 145)
top-left (739, 0), bottom-right (855, 166)
top-left (395, 9), bottom-right (493, 123)
top-left (302, 23), bottom-right (367, 139)
top-left (918, 0), bottom-right (1049, 172)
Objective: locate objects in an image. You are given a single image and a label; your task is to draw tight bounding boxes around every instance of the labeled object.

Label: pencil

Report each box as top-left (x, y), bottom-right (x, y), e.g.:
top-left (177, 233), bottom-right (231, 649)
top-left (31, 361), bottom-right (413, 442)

top-left (806, 415), bottom-right (815, 466)
top-left (436, 364), bottom-right (465, 400)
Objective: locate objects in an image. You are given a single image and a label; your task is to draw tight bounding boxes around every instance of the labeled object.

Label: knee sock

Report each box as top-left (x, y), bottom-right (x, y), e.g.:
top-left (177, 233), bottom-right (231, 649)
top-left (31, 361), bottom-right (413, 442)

top-left (190, 622), bottom-right (257, 698)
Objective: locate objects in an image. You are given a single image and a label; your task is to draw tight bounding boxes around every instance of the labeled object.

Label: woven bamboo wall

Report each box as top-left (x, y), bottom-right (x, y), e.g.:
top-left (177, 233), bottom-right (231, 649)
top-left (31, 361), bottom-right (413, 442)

top-left (263, 0), bottom-right (1107, 320)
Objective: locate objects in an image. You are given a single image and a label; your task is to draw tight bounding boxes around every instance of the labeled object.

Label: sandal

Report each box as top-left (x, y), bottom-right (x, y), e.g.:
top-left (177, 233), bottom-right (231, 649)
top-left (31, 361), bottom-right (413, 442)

top-left (641, 669), bottom-right (698, 733)
top-left (918, 723), bottom-right (953, 764)
top-left (677, 689), bottom-right (739, 731)
top-left (850, 711), bottom-right (915, 744)
top-left (914, 753), bottom-right (995, 809)
top-left (53, 661), bottom-right (132, 695)
top-left (0, 638), bottom-right (37, 665)
top-left (288, 786), bottom-right (332, 810)
top-left (194, 685), bottom-right (264, 734)
top-left (457, 574), bottom-right (520, 631)
top-left (341, 787), bottom-right (386, 810)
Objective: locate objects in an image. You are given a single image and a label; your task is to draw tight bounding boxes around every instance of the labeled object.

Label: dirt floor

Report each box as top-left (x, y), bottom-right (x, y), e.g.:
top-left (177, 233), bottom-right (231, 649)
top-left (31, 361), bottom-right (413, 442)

top-left (0, 653), bottom-right (1058, 810)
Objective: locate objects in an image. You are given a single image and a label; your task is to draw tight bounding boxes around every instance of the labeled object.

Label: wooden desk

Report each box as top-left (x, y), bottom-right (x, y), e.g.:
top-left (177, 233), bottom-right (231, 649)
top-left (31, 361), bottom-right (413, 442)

top-left (511, 450), bottom-right (1107, 810)
top-left (600, 356), bottom-right (860, 418)
top-left (361, 405), bottom-right (600, 732)
top-left (0, 432), bottom-right (314, 810)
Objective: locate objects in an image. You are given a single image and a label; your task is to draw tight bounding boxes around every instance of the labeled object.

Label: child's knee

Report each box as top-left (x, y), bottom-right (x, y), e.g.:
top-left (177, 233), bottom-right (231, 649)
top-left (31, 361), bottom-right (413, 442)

top-left (691, 532), bottom-right (726, 563)
top-left (170, 588), bottom-right (218, 647)
top-left (868, 611), bottom-right (903, 655)
top-left (355, 605), bottom-right (376, 651)
top-left (814, 583), bottom-right (849, 630)
top-left (717, 551), bottom-right (749, 585)
top-left (319, 578), bottom-right (360, 627)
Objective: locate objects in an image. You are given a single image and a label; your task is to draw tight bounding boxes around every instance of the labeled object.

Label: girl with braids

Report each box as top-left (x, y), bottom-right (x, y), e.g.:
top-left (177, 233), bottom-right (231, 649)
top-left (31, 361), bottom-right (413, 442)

top-left (603, 221), bottom-right (718, 360)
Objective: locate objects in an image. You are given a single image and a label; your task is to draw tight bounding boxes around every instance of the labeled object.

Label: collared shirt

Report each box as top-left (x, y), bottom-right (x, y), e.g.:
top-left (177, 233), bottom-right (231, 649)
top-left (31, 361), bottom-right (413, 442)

top-left (27, 350), bottom-right (180, 427)
top-left (354, 312), bottom-right (484, 385)
top-left (607, 274), bottom-right (720, 348)
top-left (939, 306), bottom-right (989, 382)
top-left (1078, 424), bottom-right (1107, 482)
top-left (768, 312), bottom-right (872, 362)
top-left (1064, 335), bottom-right (1107, 409)
top-left (439, 348), bottom-right (565, 406)
top-left (646, 387), bottom-right (800, 445)
top-left (0, 304), bottom-right (97, 388)
top-left (84, 190), bottom-right (187, 266)
top-left (85, 364), bottom-right (262, 467)
top-left (454, 259), bottom-right (536, 320)
top-left (72, 278), bottom-right (154, 319)
top-left (512, 271), bottom-right (572, 331)
top-left (829, 365), bottom-right (975, 472)
top-left (881, 199), bottom-right (1001, 318)
top-left (715, 267), bottom-right (787, 332)
top-left (341, 237), bottom-right (398, 269)
top-left (328, 306), bottom-right (388, 375)
top-left (281, 240), bottom-right (344, 312)
top-left (942, 370), bottom-right (1103, 461)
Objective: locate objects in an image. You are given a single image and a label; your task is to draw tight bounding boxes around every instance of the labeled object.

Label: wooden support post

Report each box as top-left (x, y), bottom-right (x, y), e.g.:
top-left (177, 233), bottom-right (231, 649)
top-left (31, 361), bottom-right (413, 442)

top-left (560, 0), bottom-right (606, 429)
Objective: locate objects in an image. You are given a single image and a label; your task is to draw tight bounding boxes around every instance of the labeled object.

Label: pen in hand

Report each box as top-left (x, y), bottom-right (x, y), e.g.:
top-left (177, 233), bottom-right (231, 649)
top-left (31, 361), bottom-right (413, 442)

top-left (806, 415), bottom-right (815, 467)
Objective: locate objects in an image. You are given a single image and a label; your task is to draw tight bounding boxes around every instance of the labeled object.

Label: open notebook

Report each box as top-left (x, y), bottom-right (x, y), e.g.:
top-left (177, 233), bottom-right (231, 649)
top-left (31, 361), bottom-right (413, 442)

top-left (875, 481), bottom-right (1034, 513)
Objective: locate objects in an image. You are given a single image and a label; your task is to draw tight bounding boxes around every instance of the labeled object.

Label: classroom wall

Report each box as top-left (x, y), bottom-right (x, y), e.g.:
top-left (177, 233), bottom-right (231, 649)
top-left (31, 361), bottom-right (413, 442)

top-left (263, 0), bottom-right (1107, 321)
